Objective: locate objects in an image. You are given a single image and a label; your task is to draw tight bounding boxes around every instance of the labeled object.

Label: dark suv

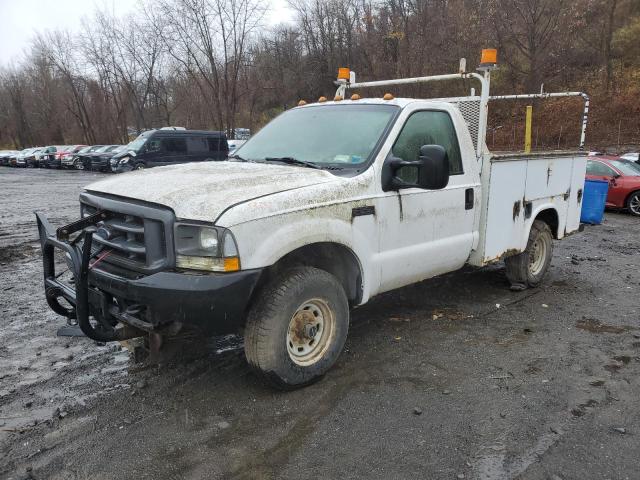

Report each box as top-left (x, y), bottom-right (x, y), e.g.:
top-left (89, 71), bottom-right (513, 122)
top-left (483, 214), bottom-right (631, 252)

top-left (111, 129), bottom-right (228, 172)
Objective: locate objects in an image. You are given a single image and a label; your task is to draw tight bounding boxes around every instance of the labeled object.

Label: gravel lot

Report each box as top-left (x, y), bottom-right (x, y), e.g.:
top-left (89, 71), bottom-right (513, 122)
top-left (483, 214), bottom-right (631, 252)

top-left (1, 167), bottom-right (639, 480)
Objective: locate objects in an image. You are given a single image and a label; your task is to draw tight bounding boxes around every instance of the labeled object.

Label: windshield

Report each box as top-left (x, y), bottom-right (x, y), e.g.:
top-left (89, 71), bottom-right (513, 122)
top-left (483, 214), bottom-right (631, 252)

top-left (125, 135), bottom-right (148, 153)
top-left (237, 104), bottom-right (398, 167)
top-left (94, 145), bottom-right (112, 153)
top-left (611, 160), bottom-right (640, 176)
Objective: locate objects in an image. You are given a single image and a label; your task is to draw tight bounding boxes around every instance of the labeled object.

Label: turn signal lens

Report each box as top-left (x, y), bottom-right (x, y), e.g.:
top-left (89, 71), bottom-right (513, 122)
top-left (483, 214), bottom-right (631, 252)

top-left (224, 257), bottom-right (240, 272)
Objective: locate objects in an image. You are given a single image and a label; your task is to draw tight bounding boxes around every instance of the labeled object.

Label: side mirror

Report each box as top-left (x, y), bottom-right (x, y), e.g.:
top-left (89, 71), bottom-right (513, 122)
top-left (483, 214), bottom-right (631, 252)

top-left (382, 145), bottom-right (450, 191)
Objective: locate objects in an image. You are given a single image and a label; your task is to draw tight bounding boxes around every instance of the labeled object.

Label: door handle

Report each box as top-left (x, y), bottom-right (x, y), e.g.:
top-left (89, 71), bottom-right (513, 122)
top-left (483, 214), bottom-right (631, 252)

top-left (465, 188), bottom-right (474, 210)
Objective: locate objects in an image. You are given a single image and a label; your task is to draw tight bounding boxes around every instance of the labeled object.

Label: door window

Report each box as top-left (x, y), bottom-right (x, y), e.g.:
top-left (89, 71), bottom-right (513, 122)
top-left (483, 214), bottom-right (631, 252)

top-left (392, 110), bottom-right (463, 183)
top-left (162, 138), bottom-right (187, 153)
top-left (586, 160), bottom-right (616, 177)
top-left (146, 139), bottom-right (162, 153)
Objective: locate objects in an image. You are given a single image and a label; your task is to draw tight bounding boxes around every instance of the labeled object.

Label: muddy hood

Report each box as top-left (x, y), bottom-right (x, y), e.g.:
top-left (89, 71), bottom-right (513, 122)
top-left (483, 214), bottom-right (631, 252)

top-left (85, 161), bottom-right (337, 222)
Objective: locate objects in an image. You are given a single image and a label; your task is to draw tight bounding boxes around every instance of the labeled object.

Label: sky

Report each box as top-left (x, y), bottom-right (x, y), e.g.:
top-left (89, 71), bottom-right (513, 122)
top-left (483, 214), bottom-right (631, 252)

top-left (0, 0), bottom-right (294, 66)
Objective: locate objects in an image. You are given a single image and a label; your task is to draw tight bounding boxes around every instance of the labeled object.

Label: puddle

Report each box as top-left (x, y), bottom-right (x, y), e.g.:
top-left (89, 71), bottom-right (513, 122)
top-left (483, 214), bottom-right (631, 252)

top-left (575, 318), bottom-right (631, 334)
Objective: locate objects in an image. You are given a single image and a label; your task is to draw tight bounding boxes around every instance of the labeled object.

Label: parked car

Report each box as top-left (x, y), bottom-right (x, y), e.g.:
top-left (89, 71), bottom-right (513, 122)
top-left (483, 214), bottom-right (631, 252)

top-left (89, 145), bottom-right (124, 172)
top-left (80, 145), bottom-right (121, 171)
top-left (620, 152), bottom-right (639, 164)
top-left (0, 150), bottom-right (19, 166)
top-left (36, 51), bottom-right (589, 389)
top-left (585, 156), bottom-right (640, 216)
top-left (8, 151), bottom-right (21, 166)
top-left (110, 130), bottom-right (228, 172)
top-left (15, 148), bottom-right (38, 167)
top-left (25, 147), bottom-right (44, 167)
top-left (34, 148), bottom-right (49, 167)
top-left (59, 145), bottom-right (87, 169)
top-left (43, 146), bottom-right (68, 168)
top-left (68, 145), bottom-right (105, 170)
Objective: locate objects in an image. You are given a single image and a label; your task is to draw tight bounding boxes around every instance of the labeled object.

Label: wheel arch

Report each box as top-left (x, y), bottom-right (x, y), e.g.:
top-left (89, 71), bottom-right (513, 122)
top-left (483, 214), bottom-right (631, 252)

top-left (533, 207), bottom-right (560, 239)
top-left (624, 189), bottom-right (640, 210)
top-left (262, 242), bottom-right (364, 306)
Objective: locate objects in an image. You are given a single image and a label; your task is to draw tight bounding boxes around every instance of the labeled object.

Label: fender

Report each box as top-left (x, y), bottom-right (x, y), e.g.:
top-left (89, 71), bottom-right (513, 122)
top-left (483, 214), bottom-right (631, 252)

top-left (230, 212), bottom-right (378, 303)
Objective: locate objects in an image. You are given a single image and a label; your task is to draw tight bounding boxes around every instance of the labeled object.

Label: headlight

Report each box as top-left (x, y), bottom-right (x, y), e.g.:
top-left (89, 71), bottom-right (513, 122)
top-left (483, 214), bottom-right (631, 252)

top-left (119, 157), bottom-right (130, 164)
top-left (174, 224), bottom-right (239, 272)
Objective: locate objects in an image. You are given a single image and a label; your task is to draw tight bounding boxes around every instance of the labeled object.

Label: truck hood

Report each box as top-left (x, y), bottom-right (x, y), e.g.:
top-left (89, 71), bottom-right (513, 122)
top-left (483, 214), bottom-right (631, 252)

top-left (85, 161), bottom-right (338, 222)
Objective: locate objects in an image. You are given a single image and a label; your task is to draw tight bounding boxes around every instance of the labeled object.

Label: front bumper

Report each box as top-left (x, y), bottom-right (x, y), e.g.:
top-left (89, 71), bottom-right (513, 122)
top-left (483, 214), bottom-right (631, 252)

top-left (36, 212), bottom-right (262, 341)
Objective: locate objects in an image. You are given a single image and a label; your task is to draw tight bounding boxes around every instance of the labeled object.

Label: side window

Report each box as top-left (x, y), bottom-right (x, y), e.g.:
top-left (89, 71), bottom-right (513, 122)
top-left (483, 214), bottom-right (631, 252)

top-left (392, 110), bottom-right (463, 183)
top-left (187, 137), bottom-right (208, 152)
top-left (162, 138), bottom-right (187, 153)
top-left (586, 160), bottom-right (616, 176)
top-left (146, 139), bottom-right (162, 153)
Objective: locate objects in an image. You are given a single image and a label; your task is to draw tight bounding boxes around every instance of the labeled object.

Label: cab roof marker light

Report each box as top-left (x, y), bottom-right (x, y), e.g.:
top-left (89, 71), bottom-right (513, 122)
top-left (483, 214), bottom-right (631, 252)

top-left (318, 96), bottom-right (327, 103)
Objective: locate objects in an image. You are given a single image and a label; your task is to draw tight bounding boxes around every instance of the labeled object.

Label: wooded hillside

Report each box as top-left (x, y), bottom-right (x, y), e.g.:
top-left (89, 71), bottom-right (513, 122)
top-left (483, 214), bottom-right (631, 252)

top-left (1, 0), bottom-right (638, 152)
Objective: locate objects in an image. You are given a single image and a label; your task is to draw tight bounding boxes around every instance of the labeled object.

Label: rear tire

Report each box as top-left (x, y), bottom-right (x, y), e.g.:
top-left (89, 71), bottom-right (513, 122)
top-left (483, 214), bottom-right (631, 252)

top-left (244, 266), bottom-right (349, 390)
top-left (626, 191), bottom-right (640, 217)
top-left (505, 220), bottom-right (553, 289)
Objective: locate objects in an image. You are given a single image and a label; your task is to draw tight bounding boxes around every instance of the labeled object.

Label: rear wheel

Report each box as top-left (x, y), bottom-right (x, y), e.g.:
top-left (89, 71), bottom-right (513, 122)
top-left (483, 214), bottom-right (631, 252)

top-left (244, 266), bottom-right (349, 389)
top-left (626, 191), bottom-right (640, 217)
top-left (505, 220), bottom-right (554, 289)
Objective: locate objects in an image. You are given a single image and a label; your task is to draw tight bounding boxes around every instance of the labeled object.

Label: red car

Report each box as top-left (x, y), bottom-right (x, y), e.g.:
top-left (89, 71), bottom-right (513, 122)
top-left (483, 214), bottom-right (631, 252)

top-left (586, 156), bottom-right (640, 216)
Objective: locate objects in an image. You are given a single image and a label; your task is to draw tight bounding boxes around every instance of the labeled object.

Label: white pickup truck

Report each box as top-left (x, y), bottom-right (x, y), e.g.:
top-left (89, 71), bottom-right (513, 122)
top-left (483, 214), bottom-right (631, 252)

top-left (37, 51), bottom-right (588, 388)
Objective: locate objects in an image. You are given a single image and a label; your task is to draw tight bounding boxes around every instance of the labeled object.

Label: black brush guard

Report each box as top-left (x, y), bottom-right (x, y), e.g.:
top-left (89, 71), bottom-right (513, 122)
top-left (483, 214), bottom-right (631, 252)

top-left (36, 210), bottom-right (141, 342)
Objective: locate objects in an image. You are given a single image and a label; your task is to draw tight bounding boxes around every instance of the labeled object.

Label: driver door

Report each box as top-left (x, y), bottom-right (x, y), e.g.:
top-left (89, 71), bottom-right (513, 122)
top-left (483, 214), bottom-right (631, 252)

top-left (376, 109), bottom-right (478, 293)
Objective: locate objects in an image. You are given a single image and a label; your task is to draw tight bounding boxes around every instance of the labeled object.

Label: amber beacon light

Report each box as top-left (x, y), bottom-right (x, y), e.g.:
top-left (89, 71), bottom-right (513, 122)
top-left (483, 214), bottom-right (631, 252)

top-left (480, 48), bottom-right (498, 66)
top-left (337, 67), bottom-right (351, 80)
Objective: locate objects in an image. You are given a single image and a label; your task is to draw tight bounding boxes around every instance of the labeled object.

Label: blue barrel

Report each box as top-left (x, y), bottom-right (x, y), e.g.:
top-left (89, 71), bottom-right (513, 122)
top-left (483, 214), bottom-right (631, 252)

top-left (580, 179), bottom-right (609, 224)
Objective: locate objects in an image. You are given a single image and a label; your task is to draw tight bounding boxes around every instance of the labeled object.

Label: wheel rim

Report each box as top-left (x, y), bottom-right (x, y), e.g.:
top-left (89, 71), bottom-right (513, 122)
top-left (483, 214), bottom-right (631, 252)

top-left (528, 234), bottom-right (549, 276)
top-left (287, 299), bottom-right (335, 366)
top-left (629, 194), bottom-right (640, 215)
top-left (135, 164), bottom-right (144, 170)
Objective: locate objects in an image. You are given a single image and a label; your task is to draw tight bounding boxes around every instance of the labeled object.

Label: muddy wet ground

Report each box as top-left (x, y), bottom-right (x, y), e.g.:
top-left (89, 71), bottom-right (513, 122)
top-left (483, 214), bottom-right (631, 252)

top-left (1, 167), bottom-right (639, 480)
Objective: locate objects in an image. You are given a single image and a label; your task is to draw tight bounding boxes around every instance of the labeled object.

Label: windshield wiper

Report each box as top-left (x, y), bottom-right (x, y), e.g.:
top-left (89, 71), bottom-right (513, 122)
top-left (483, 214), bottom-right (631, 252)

top-left (264, 157), bottom-right (322, 169)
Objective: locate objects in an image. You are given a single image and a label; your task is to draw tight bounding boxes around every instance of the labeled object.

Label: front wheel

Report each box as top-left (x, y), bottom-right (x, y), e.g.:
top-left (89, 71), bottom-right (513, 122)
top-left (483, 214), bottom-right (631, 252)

top-left (505, 220), bottom-right (554, 289)
top-left (244, 266), bottom-right (349, 389)
top-left (626, 191), bottom-right (640, 217)
top-left (134, 162), bottom-right (145, 170)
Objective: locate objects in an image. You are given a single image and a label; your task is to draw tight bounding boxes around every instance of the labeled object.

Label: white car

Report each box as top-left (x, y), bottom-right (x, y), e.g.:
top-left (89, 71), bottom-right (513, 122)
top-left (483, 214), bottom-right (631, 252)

top-left (620, 152), bottom-right (639, 163)
top-left (36, 51), bottom-right (587, 389)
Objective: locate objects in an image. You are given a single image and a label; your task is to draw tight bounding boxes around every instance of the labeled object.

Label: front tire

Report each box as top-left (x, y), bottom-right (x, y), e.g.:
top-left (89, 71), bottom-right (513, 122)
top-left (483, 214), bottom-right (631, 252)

top-left (134, 162), bottom-right (145, 170)
top-left (626, 191), bottom-right (640, 217)
top-left (244, 266), bottom-right (349, 390)
top-left (505, 220), bottom-right (554, 288)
